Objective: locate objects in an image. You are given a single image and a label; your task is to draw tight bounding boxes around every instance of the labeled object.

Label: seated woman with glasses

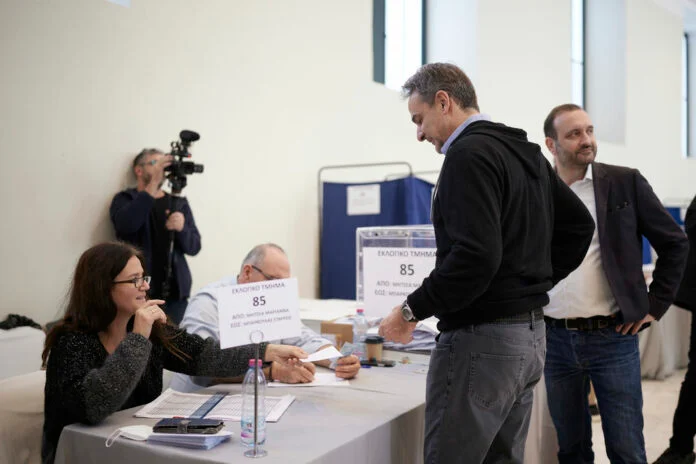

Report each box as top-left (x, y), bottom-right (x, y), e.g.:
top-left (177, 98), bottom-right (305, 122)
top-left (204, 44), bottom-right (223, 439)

top-left (40, 241), bottom-right (308, 464)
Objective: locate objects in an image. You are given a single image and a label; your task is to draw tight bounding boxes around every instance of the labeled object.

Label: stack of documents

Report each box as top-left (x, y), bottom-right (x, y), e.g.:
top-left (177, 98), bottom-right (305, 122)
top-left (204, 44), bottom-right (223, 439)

top-left (380, 317), bottom-right (438, 351)
top-left (147, 429), bottom-right (233, 450)
top-left (135, 389), bottom-right (295, 422)
top-left (335, 315), bottom-right (438, 352)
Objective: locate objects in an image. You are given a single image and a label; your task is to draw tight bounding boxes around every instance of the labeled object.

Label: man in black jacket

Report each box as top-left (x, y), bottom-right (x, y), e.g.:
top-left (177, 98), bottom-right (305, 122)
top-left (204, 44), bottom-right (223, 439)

top-left (378, 63), bottom-right (595, 463)
top-left (110, 148), bottom-right (202, 324)
top-left (655, 195), bottom-right (696, 464)
top-left (542, 104), bottom-right (688, 464)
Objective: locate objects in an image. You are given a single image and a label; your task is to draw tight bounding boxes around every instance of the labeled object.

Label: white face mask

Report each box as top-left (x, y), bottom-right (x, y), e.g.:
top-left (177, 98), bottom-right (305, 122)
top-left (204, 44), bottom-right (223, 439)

top-left (105, 425), bottom-right (153, 447)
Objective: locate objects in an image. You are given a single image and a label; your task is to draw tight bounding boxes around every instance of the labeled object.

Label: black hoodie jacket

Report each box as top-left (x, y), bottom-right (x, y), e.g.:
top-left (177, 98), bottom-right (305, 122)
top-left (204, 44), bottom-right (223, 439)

top-left (407, 120), bottom-right (595, 331)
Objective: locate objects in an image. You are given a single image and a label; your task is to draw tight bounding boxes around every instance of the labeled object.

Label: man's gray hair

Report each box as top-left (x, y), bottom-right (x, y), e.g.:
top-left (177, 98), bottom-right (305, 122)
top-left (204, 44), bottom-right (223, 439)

top-left (402, 62), bottom-right (479, 111)
top-left (240, 243), bottom-right (286, 270)
top-left (132, 148), bottom-right (163, 171)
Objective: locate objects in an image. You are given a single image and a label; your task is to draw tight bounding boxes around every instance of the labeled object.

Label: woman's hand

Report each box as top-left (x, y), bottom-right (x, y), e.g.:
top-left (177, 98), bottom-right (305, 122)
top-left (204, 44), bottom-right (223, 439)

top-left (264, 344), bottom-right (308, 364)
top-left (132, 299), bottom-right (167, 339)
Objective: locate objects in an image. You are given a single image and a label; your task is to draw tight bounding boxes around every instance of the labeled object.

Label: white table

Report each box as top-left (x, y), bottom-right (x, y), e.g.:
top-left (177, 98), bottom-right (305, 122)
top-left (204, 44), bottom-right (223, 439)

top-left (55, 352), bottom-right (428, 464)
top-left (299, 298), bottom-right (358, 333)
top-left (58, 297), bottom-right (690, 464)
top-left (639, 305), bottom-right (691, 380)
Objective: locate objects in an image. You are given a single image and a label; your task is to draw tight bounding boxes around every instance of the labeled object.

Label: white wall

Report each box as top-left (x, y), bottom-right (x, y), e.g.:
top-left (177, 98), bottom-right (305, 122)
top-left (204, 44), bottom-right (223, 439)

top-left (476, 0), bottom-right (695, 203)
top-left (586, 0), bottom-right (627, 144)
top-left (0, 0), bottom-right (441, 324)
top-left (0, 0), bottom-right (693, 324)
top-left (426, 0), bottom-right (478, 82)
top-left (596, 0), bottom-right (691, 202)
top-left (476, 0), bottom-right (572, 144)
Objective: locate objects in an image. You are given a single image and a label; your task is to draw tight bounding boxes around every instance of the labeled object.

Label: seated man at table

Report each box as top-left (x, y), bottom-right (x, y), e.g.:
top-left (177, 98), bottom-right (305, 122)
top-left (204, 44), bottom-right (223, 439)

top-left (170, 243), bottom-right (360, 392)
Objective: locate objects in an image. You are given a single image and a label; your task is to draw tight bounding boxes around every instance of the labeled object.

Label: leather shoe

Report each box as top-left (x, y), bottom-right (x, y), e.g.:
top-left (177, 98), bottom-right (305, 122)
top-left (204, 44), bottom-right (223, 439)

top-left (653, 448), bottom-right (696, 464)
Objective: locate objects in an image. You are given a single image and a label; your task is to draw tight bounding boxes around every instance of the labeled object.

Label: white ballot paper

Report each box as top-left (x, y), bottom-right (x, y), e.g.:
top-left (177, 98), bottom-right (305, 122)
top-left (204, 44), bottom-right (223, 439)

top-left (300, 346), bottom-right (343, 363)
top-left (217, 277), bottom-right (302, 348)
top-left (268, 372), bottom-right (350, 388)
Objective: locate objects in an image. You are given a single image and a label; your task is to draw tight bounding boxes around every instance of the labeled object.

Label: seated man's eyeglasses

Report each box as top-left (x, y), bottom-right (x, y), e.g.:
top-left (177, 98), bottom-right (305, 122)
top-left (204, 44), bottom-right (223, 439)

top-left (113, 276), bottom-right (152, 288)
top-left (251, 265), bottom-right (281, 281)
top-left (138, 159), bottom-right (158, 167)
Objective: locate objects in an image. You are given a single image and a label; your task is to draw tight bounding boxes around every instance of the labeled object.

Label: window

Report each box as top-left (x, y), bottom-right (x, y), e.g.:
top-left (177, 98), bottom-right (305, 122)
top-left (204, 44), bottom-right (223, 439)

top-left (374, 0), bottom-right (425, 91)
top-left (683, 33), bottom-right (689, 157)
top-left (571, 0), bottom-right (585, 107)
top-left (584, 0), bottom-right (626, 143)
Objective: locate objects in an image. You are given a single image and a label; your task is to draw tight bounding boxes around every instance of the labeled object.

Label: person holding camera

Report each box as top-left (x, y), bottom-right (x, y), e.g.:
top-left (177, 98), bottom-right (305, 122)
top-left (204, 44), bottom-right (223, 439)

top-left (109, 148), bottom-right (201, 324)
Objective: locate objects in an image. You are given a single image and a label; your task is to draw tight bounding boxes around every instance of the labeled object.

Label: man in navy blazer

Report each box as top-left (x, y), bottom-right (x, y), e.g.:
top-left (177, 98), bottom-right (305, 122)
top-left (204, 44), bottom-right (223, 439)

top-left (110, 148), bottom-right (202, 324)
top-left (655, 195), bottom-right (696, 464)
top-left (542, 104), bottom-right (688, 464)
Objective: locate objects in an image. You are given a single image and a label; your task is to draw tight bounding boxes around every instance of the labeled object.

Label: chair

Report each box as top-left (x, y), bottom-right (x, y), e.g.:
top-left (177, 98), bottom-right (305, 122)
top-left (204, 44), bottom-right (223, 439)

top-left (0, 370), bottom-right (46, 464)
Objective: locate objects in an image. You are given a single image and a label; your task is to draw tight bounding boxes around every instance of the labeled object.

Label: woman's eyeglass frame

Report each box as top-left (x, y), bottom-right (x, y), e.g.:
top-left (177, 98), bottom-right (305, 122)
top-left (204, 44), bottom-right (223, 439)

top-left (113, 275), bottom-right (152, 288)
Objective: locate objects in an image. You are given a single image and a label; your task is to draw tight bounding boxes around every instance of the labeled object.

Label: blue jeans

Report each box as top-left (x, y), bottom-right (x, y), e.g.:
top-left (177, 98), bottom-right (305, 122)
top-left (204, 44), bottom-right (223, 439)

top-left (544, 326), bottom-right (646, 464)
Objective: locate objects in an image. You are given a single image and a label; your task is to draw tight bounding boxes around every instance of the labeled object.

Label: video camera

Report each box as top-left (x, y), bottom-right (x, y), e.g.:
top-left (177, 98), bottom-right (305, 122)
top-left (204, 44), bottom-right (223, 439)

top-left (166, 130), bottom-right (204, 194)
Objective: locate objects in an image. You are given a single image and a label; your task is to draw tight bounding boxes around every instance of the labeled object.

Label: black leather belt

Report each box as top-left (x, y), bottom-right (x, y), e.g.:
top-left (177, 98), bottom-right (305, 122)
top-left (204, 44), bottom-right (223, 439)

top-left (544, 315), bottom-right (617, 331)
top-left (490, 307), bottom-right (544, 324)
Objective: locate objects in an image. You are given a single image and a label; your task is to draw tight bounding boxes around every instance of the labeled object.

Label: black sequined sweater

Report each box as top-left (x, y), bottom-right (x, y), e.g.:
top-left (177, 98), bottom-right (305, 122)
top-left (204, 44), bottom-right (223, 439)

top-left (42, 327), bottom-right (265, 463)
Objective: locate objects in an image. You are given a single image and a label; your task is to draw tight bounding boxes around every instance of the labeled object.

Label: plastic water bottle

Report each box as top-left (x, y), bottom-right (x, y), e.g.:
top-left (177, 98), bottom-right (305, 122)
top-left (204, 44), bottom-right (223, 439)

top-left (353, 308), bottom-right (369, 360)
top-left (240, 359), bottom-right (266, 447)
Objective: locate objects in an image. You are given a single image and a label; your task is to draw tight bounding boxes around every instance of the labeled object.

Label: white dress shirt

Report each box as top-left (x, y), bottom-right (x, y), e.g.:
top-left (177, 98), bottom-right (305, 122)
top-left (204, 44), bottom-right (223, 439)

top-left (545, 165), bottom-right (619, 319)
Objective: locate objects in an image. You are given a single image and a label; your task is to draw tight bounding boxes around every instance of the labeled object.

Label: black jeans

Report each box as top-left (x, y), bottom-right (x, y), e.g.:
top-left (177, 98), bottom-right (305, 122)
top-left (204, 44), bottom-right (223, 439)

top-left (671, 311), bottom-right (696, 454)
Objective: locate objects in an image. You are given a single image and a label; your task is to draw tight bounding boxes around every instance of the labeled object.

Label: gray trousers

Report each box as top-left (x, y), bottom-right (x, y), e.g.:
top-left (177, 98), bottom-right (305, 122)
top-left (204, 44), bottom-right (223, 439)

top-left (424, 315), bottom-right (546, 464)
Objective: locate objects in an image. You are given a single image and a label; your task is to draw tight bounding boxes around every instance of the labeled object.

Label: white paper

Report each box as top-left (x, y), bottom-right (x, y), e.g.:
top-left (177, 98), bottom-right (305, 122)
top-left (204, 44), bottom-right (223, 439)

top-left (300, 346), bottom-right (343, 363)
top-left (347, 184), bottom-right (381, 216)
top-left (134, 389), bottom-right (295, 422)
top-left (268, 372), bottom-right (350, 387)
top-left (206, 394), bottom-right (295, 422)
top-left (217, 278), bottom-right (301, 348)
top-left (362, 247), bottom-right (436, 317)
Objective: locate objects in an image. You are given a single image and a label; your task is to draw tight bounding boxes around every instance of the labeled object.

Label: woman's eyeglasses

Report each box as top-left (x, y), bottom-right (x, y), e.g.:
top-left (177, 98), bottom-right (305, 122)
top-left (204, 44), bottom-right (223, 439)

top-left (113, 275), bottom-right (151, 288)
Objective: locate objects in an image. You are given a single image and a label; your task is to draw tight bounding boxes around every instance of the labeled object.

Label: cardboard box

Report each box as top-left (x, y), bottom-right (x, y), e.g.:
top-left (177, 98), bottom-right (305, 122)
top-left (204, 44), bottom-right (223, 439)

top-left (320, 321), bottom-right (353, 349)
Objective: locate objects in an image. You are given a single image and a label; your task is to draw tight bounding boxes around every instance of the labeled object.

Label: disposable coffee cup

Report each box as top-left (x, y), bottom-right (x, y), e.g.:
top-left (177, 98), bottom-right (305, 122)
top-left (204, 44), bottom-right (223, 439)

top-left (365, 335), bottom-right (384, 361)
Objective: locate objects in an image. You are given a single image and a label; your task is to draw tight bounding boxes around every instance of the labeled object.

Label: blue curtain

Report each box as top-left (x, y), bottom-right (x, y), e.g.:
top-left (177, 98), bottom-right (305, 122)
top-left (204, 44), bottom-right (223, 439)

top-left (642, 206), bottom-right (684, 264)
top-left (320, 176), bottom-right (434, 299)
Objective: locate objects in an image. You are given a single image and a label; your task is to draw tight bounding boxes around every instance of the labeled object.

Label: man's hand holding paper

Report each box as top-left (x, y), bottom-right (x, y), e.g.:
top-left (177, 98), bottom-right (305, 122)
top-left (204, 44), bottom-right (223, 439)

top-left (271, 360), bottom-right (316, 384)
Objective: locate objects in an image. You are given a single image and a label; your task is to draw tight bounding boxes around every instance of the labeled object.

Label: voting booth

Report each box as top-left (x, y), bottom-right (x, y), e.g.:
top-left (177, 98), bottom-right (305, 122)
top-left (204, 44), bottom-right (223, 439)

top-left (320, 175), bottom-right (434, 300)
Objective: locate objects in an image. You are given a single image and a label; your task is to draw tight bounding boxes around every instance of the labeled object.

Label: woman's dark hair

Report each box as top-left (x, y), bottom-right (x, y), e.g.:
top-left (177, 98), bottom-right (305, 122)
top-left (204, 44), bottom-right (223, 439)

top-left (42, 241), bottom-right (188, 365)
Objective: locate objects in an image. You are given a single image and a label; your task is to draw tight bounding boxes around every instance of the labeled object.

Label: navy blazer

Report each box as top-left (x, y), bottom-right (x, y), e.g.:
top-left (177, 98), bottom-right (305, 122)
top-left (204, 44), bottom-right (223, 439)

top-left (674, 196), bottom-right (696, 312)
top-left (109, 188), bottom-right (201, 299)
top-left (592, 162), bottom-right (687, 321)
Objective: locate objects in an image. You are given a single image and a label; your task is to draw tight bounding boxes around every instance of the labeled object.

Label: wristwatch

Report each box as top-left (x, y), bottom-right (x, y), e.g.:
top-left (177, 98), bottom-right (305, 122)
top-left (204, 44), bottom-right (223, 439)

top-left (401, 301), bottom-right (418, 322)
